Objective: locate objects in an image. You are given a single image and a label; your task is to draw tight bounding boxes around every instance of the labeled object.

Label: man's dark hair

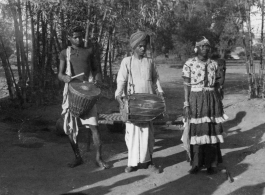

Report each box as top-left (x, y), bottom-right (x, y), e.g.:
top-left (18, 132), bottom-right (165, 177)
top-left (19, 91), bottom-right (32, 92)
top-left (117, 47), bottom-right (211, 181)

top-left (67, 26), bottom-right (84, 37)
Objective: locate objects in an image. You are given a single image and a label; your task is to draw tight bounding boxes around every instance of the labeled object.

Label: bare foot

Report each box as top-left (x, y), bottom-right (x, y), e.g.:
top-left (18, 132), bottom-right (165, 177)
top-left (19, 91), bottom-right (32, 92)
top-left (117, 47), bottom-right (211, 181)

top-left (148, 164), bottom-right (160, 174)
top-left (96, 159), bottom-right (110, 169)
top-left (125, 166), bottom-right (137, 173)
top-left (67, 158), bottom-right (84, 168)
top-left (188, 166), bottom-right (200, 174)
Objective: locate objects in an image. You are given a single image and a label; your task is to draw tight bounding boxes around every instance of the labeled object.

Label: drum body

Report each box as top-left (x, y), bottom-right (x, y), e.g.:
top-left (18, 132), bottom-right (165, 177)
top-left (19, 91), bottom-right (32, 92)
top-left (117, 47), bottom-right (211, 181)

top-left (68, 81), bottom-right (101, 118)
top-left (120, 93), bottom-right (165, 123)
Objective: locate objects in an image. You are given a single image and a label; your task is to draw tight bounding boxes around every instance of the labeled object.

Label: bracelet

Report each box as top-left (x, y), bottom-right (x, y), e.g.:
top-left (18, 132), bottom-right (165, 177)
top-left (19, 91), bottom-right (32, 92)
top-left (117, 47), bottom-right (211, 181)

top-left (183, 101), bottom-right (189, 109)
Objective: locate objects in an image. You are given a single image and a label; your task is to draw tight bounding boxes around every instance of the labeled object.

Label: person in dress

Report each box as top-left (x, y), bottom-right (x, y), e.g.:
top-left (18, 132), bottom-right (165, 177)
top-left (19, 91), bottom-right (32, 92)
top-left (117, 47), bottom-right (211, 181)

top-left (182, 36), bottom-right (228, 174)
top-left (115, 30), bottom-right (164, 173)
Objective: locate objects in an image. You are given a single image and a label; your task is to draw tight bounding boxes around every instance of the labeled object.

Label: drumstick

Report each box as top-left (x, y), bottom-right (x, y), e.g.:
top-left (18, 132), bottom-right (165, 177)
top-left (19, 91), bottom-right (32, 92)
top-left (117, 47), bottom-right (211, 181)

top-left (71, 72), bottom-right (84, 79)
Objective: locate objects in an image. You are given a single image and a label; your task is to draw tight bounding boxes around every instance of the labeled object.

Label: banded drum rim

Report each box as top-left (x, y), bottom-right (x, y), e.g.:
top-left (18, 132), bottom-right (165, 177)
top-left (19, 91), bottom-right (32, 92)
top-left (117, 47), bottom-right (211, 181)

top-left (69, 81), bottom-right (101, 99)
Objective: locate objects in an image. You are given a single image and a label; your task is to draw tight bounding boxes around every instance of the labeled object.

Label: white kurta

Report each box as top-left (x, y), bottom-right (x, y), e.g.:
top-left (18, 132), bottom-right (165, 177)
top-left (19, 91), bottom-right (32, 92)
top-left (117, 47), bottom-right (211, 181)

top-left (115, 55), bottom-right (163, 166)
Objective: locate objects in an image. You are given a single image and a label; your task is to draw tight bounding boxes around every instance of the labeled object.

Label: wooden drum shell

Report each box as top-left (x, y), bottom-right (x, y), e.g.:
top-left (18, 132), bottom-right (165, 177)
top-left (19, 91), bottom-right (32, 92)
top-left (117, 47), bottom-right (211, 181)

top-left (120, 93), bottom-right (165, 123)
top-left (68, 81), bottom-right (101, 118)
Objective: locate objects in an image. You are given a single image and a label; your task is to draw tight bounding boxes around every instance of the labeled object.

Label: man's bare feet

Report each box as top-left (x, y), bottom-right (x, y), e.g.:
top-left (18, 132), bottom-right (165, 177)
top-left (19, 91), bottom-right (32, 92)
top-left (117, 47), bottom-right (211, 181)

top-left (148, 164), bottom-right (160, 174)
top-left (125, 166), bottom-right (137, 173)
top-left (67, 158), bottom-right (84, 168)
top-left (96, 159), bottom-right (110, 169)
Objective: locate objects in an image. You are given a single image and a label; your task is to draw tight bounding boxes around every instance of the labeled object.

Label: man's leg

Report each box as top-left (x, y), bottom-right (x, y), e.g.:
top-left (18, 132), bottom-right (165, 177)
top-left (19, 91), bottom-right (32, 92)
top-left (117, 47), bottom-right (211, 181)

top-left (67, 133), bottom-right (84, 168)
top-left (88, 125), bottom-right (110, 169)
top-left (146, 123), bottom-right (160, 173)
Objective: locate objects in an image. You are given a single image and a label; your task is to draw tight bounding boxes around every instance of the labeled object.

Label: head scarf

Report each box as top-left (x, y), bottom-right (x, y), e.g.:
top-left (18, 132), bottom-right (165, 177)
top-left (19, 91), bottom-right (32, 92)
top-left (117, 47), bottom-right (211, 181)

top-left (194, 36), bottom-right (210, 53)
top-left (195, 36), bottom-right (210, 47)
top-left (130, 30), bottom-right (148, 50)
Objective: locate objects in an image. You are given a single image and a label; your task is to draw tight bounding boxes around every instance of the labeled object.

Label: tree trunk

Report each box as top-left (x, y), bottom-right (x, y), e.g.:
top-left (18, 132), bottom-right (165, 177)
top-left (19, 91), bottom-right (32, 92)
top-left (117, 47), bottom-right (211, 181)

top-left (54, 24), bottom-right (62, 52)
top-left (17, 0), bottom-right (30, 102)
top-left (41, 15), bottom-right (47, 88)
top-left (98, 8), bottom-right (108, 43)
top-left (0, 52), bottom-right (15, 99)
top-left (60, 8), bottom-right (67, 49)
top-left (9, 0), bottom-right (22, 81)
top-left (103, 36), bottom-right (110, 79)
top-left (0, 36), bottom-right (22, 102)
top-left (28, 1), bottom-right (36, 89)
top-left (109, 38), bottom-right (112, 86)
top-left (245, 0), bottom-right (255, 98)
top-left (260, 0), bottom-right (265, 98)
top-left (85, 0), bottom-right (92, 48)
top-left (46, 13), bottom-right (57, 91)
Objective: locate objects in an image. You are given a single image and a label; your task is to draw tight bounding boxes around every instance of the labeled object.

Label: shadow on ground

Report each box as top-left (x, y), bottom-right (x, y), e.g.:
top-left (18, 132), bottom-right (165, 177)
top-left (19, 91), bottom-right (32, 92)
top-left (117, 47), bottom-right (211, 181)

top-left (138, 111), bottom-right (265, 195)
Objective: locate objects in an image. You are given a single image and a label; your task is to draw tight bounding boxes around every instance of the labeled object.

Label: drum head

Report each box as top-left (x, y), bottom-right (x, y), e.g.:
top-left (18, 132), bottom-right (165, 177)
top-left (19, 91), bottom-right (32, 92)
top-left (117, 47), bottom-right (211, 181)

top-left (69, 81), bottom-right (101, 98)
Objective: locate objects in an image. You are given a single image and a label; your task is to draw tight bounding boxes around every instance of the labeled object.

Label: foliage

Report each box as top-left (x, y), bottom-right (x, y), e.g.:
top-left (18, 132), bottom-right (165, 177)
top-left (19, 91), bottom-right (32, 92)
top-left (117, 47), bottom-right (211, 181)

top-left (0, 0), bottom-right (263, 105)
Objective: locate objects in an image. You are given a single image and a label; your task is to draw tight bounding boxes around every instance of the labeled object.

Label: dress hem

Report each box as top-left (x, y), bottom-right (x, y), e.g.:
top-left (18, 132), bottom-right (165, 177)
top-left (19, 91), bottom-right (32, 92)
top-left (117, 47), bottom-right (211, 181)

top-left (190, 114), bottom-right (228, 124)
top-left (190, 135), bottom-right (224, 145)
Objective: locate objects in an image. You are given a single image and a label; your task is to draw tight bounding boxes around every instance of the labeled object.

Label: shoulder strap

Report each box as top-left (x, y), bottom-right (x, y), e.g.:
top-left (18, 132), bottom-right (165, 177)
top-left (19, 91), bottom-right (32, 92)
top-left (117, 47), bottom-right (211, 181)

top-left (125, 56), bottom-right (134, 95)
top-left (66, 47), bottom-right (72, 76)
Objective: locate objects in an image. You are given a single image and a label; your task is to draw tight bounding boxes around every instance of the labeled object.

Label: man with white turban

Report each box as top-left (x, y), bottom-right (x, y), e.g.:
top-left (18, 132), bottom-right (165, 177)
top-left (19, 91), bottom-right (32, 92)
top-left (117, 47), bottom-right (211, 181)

top-left (115, 30), bottom-right (164, 173)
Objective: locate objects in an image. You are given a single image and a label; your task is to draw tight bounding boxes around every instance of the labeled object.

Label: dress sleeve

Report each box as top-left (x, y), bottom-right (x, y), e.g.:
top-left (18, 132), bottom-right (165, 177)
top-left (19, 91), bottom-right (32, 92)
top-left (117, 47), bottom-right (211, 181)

top-left (182, 63), bottom-right (191, 78)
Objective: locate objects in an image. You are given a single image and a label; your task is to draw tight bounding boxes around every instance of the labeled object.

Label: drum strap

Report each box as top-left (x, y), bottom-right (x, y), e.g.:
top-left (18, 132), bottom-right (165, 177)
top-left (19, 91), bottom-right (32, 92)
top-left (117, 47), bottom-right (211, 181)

top-left (62, 47), bottom-right (72, 105)
top-left (62, 46), bottom-right (79, 143)
top-left (127, 57), bottom-right (135, 95)
top-left (66, 47), bottom-right (72, 77)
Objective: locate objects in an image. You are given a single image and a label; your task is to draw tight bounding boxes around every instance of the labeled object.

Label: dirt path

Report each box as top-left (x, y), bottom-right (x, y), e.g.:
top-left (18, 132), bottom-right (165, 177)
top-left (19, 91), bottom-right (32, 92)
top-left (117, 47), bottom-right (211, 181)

top-left (0, 62), bottom-right (265, 195)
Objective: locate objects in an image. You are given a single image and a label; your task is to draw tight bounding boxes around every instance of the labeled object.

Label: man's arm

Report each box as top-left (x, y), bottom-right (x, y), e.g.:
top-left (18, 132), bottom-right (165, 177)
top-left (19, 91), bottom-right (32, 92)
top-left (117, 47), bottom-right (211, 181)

top-left (90, 44), bottom-right (102, 82)
top-left (58, 59), bottom-right (71, 83)
top-left (115, 58), bottom-right (129, 107)
top-left (151, 62), bottom-right (164, 95)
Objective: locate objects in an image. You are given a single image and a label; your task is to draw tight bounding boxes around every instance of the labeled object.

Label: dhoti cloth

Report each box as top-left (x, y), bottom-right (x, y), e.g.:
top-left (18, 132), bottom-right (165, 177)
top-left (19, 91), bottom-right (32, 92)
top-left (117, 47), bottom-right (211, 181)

top-left (125, 122), bottom-right (154, 167)
top-left (62, 47), bottom-right (98, 143)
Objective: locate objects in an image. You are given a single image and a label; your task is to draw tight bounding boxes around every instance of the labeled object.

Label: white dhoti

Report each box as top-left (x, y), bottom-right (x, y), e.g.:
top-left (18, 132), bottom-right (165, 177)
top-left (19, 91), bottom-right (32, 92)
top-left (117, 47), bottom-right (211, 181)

top-left (115, 55), bottom-right (163, 167)
top-left (125, 122), bottom-right (155, 167)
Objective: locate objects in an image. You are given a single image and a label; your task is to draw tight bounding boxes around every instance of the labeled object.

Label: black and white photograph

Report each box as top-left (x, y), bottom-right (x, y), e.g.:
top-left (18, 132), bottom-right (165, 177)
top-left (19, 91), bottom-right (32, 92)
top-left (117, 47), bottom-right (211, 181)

top-left (0, 0), bottom-right (265, 194)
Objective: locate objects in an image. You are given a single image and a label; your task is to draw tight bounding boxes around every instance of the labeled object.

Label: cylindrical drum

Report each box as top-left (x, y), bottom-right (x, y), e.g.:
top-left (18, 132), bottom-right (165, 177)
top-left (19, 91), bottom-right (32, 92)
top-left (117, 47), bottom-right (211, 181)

top-left (120, 93), bottom-right (165, 123)
top-left (68, 81), bottom-right (101, 118)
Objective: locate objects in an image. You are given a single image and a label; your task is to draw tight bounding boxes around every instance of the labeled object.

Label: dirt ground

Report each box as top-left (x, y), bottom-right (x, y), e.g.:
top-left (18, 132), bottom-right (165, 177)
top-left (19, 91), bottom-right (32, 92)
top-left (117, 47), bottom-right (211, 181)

top-left (0, 60), bottom-right (265, 195)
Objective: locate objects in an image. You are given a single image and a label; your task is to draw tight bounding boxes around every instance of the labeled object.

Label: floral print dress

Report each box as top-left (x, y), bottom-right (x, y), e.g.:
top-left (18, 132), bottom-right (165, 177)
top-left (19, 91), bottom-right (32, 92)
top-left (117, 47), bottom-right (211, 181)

top-left (182, 57), bottom-right (228, 168)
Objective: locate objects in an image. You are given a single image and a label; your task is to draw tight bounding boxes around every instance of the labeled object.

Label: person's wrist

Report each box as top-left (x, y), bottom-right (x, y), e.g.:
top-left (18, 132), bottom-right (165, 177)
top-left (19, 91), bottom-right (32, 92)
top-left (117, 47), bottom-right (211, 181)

top-left (183, 101), bottom-right (190, 109)
top-left (62, 75), bottom-right (67, 82)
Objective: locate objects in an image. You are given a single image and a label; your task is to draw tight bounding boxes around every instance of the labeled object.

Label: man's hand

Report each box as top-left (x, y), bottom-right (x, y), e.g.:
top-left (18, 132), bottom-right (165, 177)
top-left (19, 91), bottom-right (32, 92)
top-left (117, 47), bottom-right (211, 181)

top-left (94, 80), bottom-right (108, 89)
top-left (62, 75), bottom-right (71, 83)
top-left (94, 80), bottom-right (102, 88)
top-left (156, 90), bottom-right (165, 101)
top-left (116, 96), bottom-right (124, 109)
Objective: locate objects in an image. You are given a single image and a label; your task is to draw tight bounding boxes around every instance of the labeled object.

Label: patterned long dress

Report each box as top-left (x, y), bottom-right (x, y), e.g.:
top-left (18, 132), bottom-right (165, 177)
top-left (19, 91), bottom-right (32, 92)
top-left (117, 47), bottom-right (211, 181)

top-left (182, 57), bottom-right (228, 168)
